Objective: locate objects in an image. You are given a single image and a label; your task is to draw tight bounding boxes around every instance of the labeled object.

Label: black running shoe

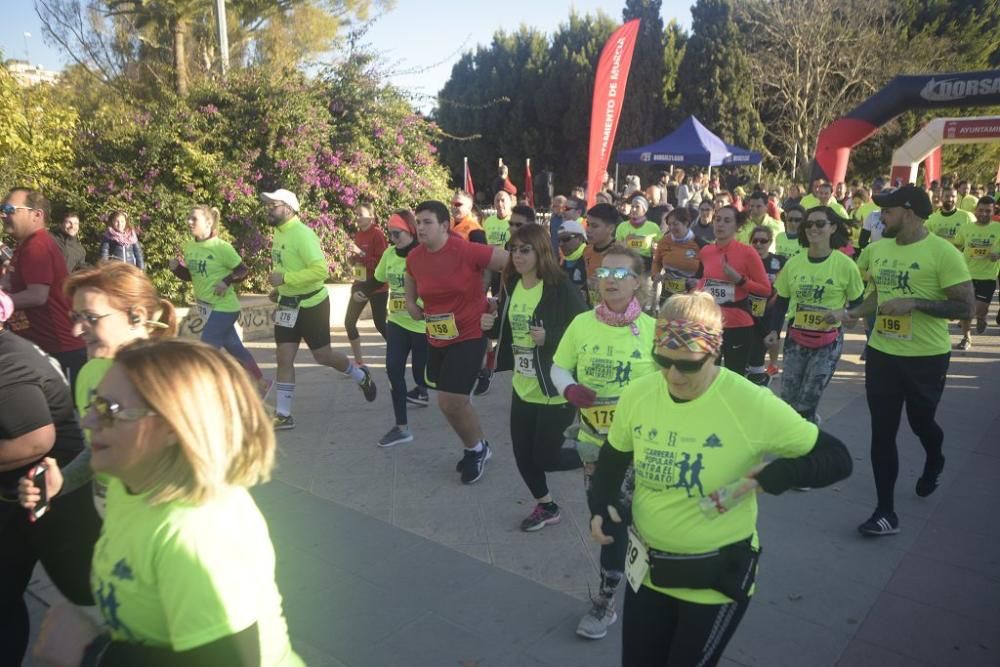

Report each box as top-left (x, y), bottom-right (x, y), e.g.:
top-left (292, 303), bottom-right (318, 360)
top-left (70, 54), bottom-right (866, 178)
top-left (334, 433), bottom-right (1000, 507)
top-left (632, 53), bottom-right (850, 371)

top-left (916, 456), bottom-right (945, 498)
top-left (976, 318), bottom-right (987, 335)
top-left (954, 336), bottom-right (971, 351)
top-left (459, 442), bottom-right (492, 484)
top-left (405, 387), bottom-right (429, 407)
top-left (472, 369), bottom-right (493, 397)
top-left (858, 512), bottom-right (899, 536)
top-left (746, 372), bottom-right (771, 387)
top-left (358, 366), bottom-right (377, 402)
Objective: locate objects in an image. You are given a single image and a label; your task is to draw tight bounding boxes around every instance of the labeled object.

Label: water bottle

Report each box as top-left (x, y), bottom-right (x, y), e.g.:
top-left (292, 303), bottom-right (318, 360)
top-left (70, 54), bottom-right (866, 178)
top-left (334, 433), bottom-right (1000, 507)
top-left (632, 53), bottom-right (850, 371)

top-left (699, 479), bottom-right (754, 519)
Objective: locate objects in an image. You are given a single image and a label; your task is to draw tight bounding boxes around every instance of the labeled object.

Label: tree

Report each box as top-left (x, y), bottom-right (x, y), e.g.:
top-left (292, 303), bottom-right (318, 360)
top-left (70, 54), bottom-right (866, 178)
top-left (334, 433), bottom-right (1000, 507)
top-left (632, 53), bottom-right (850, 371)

top-left (615, 0), bottom-right (666, 156)
top-left (677, 0), bottom-right (763, 152)
top-left (661, 19), bottom-right (686, 124)
top-left (737, 0), bottom-right (899, 179)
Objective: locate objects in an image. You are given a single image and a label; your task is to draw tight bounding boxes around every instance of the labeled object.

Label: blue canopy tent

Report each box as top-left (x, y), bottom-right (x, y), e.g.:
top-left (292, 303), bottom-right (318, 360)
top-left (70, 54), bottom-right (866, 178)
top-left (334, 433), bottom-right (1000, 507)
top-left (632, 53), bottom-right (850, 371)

top-left (614, 116), bottom-right (762, 184)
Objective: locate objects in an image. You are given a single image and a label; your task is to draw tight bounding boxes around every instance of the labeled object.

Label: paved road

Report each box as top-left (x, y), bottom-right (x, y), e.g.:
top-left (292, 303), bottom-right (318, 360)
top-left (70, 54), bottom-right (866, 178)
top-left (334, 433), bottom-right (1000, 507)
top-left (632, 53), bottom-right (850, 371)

top-left (26, 313), bottom-right (1000, 666)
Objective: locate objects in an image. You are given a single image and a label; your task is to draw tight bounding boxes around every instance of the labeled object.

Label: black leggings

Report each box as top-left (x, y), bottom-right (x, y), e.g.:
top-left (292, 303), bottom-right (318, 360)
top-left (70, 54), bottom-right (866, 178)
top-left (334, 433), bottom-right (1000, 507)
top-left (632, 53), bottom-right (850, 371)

top-left (864, 347), bottom-right (949, 514)
top-left (0, 483), bottom-right (101, 664)
top-left (720, 326), bottom-right (753, 375)
top-left (622, 585), bottom-right (750, 666)
top-left (385, 321), bottom-right (428, 425)
top-left (344, 290), bottom-right (388, 340)
top-left (510, 392), bottom-right (576, 499)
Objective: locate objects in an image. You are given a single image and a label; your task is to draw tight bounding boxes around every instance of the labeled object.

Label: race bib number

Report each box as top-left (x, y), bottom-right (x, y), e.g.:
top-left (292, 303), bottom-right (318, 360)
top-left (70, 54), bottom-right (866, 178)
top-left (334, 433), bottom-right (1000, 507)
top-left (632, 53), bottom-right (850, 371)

top-left (793, 305), bottom-right (835, 331)
top-left (705, 279), bottom-right (735, 305)
top-left (512, 345), bottom-right (536, 377)
top-left (195, 300), bottom-right (213, 320)
top-left (626, 236), bottom-right (650, 251)
top-left (580, 398), bottom-right (618, 436)
top-left (875, 314), bottom-right (912, 340)
top-left (750, 296), bottom-right (767, 318)
top-left (665, 278), bottom-right (687, 295)
top-left (968, 246), bottom-right (991, 259)
top-left (352, 264), bottom-right (367, 281)
top-left (275, 305), bottom-right (299, 329)
top-left (625, 526), bottom-right (651, 593)
top-left (389, 294), bottom-right (407, 314)
top-left (426, 313), bottom-right (459, 340)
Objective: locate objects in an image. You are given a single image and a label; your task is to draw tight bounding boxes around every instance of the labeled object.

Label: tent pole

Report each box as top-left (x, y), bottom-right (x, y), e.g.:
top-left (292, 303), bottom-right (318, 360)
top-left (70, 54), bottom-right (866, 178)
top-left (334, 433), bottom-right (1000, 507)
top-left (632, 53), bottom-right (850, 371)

top-left (757, 162), bottom-right (763, 184)
top-left (614, 163), bottom-right (619, 193)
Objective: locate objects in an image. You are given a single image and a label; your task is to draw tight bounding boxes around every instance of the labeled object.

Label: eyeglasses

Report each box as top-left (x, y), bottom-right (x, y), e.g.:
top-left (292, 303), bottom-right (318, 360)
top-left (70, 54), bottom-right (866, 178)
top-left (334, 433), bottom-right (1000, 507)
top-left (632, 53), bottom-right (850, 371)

top-left (388, 230), bottom-right (403, 238)
top-left (87, 395), bottom-right (156, 430)
top-left (69, 311), bottom-right (112, 326)
top-left (785, 216), bottom-right (803, 223)
top-left (558, 235), bottom-right (580, 244)
top-left (802, 220), bottom-right (829, 229)
top-left (510, 244), bottom-right (534, 255)
top-left (595, 267), bottom-right (637, 281)
top-left (652, 350), bottom-right (714, 374)
top-left (750, 238), bottom-right (770, 245)
top-left (1, 204), bottom-right (35, 216)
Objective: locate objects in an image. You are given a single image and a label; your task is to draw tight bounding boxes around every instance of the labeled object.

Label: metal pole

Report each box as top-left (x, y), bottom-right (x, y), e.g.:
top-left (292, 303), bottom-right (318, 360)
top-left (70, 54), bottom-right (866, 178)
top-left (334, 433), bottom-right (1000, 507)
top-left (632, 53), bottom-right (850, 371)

top-left (215, 0), bottom-right (230, 76)
top-left (614, 163), bottom-right (620, 193)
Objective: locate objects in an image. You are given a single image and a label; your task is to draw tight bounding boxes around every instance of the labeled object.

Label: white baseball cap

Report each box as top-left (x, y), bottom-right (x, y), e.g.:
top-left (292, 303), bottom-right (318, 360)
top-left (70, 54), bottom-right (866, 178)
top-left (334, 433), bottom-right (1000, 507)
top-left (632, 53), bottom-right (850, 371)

top-left (261, 189), bottom-right (300, 213)
top-left (559, 220), bottom-right (586, 237)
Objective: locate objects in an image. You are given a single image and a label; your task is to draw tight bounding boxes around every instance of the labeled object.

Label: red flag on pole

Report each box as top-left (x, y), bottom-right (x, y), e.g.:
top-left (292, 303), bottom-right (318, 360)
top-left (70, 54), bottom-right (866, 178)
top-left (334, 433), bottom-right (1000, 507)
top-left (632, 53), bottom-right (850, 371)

top-left (586, 19), bottom-right (640, 210)
top-left (463, 157), bottom-right (475, 195)
top-left (923, 146), bottom-right (942, 188)
top-left (524, 158), bottom-right (534, 208)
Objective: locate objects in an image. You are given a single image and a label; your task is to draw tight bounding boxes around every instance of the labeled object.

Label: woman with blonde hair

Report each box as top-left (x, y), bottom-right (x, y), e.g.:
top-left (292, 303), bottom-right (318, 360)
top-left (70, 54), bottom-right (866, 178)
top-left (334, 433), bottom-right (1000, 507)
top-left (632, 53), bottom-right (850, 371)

top-left (170, 205), bottom-right (267, 391)
top-left (588, 291), bottom-right (852, 665)
top-left (23, 339), bottom-right (304, 666)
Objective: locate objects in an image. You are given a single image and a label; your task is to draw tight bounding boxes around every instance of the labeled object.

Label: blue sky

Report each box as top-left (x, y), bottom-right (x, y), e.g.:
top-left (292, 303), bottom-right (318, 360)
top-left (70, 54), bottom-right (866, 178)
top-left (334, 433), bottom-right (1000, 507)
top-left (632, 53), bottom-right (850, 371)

top-left (2, 0), bottom-right (693, 107)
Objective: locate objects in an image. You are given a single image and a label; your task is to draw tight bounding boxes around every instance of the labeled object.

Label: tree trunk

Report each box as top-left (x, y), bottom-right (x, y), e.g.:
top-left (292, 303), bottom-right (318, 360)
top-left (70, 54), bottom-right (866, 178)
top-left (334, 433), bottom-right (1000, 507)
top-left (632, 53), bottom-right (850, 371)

top-left (173, 17), bottom-right (189, 97)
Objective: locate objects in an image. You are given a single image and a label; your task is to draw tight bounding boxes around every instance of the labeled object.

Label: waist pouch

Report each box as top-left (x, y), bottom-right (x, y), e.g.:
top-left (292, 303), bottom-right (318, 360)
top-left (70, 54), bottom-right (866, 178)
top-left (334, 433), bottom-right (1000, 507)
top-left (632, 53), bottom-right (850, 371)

top-left (648, 537), bottom-right (760, 602)
top-left (721, 297), bottom-right (752, 315)
top-left (277, 288), bottom-right (324, 309)
top-left (788, 326), bottom-right (839, 349)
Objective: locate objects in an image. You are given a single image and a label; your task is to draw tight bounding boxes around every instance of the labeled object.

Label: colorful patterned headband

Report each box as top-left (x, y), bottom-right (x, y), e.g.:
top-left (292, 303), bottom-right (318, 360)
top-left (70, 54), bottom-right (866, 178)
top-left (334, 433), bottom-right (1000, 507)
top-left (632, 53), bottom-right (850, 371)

top-left (655, 319), bottom-right (723, 356)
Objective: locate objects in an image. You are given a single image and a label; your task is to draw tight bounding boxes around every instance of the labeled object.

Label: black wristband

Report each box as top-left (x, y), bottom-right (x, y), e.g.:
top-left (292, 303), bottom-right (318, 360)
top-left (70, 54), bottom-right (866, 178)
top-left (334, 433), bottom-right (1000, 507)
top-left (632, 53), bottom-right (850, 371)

top-left (736, 275), bottom-right (747, 286)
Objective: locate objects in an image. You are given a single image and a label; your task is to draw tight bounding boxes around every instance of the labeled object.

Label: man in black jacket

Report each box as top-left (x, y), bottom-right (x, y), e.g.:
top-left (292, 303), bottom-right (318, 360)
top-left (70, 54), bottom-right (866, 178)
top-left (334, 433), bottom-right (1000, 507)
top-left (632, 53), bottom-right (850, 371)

top-left (51, 213), bottom-right (88, 273)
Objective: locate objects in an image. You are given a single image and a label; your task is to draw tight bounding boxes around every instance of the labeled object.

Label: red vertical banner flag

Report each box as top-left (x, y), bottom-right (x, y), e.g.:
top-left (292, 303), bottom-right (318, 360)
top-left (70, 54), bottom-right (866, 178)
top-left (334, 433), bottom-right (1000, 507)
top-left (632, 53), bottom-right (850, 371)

top-left (923, 146), bottom-right (942, 188)
top-left (524, 158), bottom-right (535, 208)
top-left (586, 19), bottom-right (640, 210)
top-left (463, 156), bottom-right (475, 195)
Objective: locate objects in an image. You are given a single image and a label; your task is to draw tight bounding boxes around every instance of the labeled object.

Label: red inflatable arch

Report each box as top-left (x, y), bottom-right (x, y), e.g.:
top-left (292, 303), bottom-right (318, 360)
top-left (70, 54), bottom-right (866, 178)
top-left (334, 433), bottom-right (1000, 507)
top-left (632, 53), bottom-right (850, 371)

top-left (811, 69), bottom-right (1000, 185)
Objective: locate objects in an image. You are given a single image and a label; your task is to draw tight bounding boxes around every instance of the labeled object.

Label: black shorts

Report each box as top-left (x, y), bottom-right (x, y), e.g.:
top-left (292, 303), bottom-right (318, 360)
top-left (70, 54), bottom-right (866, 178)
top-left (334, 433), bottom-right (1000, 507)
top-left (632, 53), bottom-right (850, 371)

top-left (972, 279), bottom-right (997, 304)
top-left (273, 296), bottom-right (331, 350)
top-left (425, 337), bottom-right (487, 394)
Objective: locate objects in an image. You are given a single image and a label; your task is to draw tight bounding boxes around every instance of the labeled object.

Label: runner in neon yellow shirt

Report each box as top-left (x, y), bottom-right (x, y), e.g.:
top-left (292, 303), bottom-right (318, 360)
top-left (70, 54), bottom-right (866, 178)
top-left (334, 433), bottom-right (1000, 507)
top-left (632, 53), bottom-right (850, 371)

top-left (800, 181), bottom-right (849, 218)
top-left (587, 293), bottom-right (851, 664)
top-left (615, 195), bottom-right (663, 269)
top-left (170, 205), bottom-right (266, 390)
top-left (774, 205), bottom-right (805, 261)
top-left (843, 185), bottom-right (974, 537)
top-left (263, 188), bottom-right (376, 430)
top-left (738, 191), bottom-right (784, 252)
top-left (551, 246), bottom-right (657, 639)
top-left (953, 196), bottom-right (1000, 348)
top-left (925, 186), bottom-right (974, 246)
top-left (957, 180), bottom-right (978, 212)
top-left (483, 191), bottom-right (513, 249)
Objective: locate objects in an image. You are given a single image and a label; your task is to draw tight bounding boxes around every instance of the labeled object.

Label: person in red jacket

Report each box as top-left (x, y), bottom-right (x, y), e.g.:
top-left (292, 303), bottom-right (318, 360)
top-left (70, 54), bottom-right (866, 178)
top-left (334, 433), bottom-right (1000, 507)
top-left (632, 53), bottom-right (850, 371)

top-left (697, 205), bottom-right (771, 375)
top-left (345, 202), bottom-right (389, 367)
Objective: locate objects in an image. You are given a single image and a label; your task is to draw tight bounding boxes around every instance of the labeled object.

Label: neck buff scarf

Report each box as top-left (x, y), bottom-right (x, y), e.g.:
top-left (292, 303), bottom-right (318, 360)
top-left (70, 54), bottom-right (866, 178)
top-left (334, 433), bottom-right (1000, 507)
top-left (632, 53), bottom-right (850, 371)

top-left (655, 318), bottom-right (723, 356)
top-left (596, 296), bottom-right (642, 336)
top-left (105, 226), bottom-right (138, 246)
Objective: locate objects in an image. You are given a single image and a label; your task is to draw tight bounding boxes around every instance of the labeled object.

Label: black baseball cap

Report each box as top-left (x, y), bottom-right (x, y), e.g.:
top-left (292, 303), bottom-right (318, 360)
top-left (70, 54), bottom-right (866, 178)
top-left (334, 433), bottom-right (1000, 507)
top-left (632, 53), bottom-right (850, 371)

top-left (872, 184), bottom-right (932, 218)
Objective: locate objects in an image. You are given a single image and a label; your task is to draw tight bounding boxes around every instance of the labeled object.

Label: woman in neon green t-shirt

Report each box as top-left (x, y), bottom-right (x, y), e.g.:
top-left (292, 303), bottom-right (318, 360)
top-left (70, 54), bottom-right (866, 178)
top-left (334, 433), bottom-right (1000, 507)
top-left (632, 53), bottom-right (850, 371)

top-left (28, 339), bottom-right (303, 666)
top-left (588, 292), bottom-right (852, 665)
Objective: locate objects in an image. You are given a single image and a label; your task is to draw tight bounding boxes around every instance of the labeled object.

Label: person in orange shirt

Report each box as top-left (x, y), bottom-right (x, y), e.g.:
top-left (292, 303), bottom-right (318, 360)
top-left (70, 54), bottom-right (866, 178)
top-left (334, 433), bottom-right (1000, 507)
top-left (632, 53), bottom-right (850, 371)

top-left (582, 204), bottom-right (621, 307)
top-left (652, 208), bottom-right (705, 307)
top-left (450, 190), bottom-right (487, 244)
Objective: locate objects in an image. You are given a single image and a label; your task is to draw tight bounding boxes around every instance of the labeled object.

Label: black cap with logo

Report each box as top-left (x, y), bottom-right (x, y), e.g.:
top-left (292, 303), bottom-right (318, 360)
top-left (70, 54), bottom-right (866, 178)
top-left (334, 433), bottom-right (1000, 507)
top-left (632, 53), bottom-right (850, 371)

top-left (872, 184), bottom-right (933, 219)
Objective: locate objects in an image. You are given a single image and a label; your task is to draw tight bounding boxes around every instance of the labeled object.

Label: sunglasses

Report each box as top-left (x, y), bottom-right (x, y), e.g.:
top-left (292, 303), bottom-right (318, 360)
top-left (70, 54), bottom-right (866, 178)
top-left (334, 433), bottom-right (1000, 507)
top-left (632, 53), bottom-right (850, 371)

top-left (652, 350), bottom-right (714, 374)
top-left (558, 235), bottom-right (580, 243)
top-left (510, 244), bottom-right (534, 255)
top-left (388, 230), bottom-right (403, 238)
top-left (451, 201), bottom-right (464, 207)
top-left (87, 395), bottom-right (156, 430)
top-left (509, 222), bottom-right (524, 230)
top-left (1, 204), bottom-right (34, 216)
top-left (750, 238), bottom-right (770, 245)
top-left (69, 310), bottom-right (112, 326)
top-left (595, 267), bottom-right (637, 280)
top-left (802, 220), bottom-right (829, 229)
top-left (785, 216), bottom-right (803, 223)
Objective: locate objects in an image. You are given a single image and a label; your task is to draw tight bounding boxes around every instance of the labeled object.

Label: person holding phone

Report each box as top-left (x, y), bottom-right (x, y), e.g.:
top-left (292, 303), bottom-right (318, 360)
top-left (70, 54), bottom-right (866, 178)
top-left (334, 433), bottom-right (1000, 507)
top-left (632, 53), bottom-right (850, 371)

top-left (587, 292), bottom-right (853, 665)
top-left (23, 339), bottom-right (304, 666)
top-left (482, 223), bottom-right (587, 531)
top-left (0, 288), bottom-right (99, 666)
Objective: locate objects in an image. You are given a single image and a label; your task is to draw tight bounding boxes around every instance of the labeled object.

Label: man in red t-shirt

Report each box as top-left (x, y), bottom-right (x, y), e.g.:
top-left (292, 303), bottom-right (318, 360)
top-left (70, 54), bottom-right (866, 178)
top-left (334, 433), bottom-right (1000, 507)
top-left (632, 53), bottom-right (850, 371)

top-left (405, 200), bottom-right (507, 484)
top-left (1, 188), bottom-right (87, 389)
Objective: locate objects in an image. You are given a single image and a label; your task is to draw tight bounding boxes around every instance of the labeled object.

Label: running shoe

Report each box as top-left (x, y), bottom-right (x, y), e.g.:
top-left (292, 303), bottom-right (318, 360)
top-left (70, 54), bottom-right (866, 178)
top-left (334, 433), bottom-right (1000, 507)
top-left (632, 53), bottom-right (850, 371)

top-left (520, 503), bottom-right (561, 532)
top-left (358, 365), bottom-right (377, 402)
top-left (273, 414), bottom-right (295, 431)
top-left (954, 336), bottom-right (972, 351)
top-left (377, 426), bottom-right (413, 448)
top-left (405, 387), bottom-right (429, 407)
top-left (472, 369), bottom-right (493, 397)
top-left (459, 442), bottom-right (492, 484)
top-left (916, 456), bottom-right (945, 498)
top-left (858, 512), bottom-right (899, 536)
top-left (766, 364), bottom-right (779, 377)
top-left (576, 592), bottom-right (618, 639)
top-left (747, 372), bottom-right (771, 387)
top-left (976, 318), bottom-right (987, 335)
